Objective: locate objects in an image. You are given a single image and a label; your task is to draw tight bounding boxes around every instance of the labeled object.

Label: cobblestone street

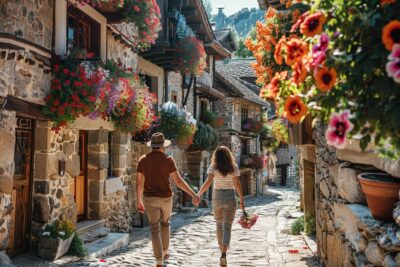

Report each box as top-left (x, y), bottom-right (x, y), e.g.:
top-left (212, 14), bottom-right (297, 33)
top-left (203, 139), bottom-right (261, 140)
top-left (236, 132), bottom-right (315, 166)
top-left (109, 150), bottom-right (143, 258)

top-left (52, 187), bottom-right (319, 267)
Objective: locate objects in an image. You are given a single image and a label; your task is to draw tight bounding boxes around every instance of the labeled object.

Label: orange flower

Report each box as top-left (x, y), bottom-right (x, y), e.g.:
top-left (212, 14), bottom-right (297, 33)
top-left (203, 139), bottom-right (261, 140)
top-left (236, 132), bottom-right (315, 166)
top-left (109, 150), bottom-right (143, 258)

top-left (291, 61), bottom-right (307, 85)
top-left (262, 71), bottom-right (287, 100)
top-left (265, 8), bottom-right (276, 20)
top-left (285, 37), bottom-right (309, 66)
top-left (274, 37), bottom-right (286, 65)
top-left (380, 0), bottom-right (396, 6)
top-left (314, 66), bottom-right (337, 92)
top-left (382, 20), bottom-right (400, 51)
top-left (283, 95), bottom-right (308, 124)
top-left (300, 12), bottom-right (326, 37)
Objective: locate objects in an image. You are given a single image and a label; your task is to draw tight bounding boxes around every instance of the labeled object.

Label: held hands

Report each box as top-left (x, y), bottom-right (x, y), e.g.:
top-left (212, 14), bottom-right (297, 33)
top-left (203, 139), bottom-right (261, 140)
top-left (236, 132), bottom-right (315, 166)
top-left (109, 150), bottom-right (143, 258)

top-left (192, 194), bottom-right (201, 206)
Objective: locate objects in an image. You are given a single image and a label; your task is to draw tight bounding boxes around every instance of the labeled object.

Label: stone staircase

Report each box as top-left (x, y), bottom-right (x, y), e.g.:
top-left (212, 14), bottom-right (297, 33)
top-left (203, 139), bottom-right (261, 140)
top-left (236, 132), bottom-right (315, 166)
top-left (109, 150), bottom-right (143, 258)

top-left (76, 220), bottom-right (129, 258)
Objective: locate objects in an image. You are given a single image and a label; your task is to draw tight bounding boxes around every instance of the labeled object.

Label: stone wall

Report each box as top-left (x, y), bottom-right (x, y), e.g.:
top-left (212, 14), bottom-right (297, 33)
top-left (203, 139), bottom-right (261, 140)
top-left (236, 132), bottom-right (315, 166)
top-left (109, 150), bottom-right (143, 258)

top-left (0, 48), bottom-right (51, 101)
top-left (0, 0), bottom-right (53, 49)
top-left (0, 110), bottom-right (16, 250)
top-left (309, 122), bottom-right (400, 267)
top-left (107, 30), bottom-right (138, 70)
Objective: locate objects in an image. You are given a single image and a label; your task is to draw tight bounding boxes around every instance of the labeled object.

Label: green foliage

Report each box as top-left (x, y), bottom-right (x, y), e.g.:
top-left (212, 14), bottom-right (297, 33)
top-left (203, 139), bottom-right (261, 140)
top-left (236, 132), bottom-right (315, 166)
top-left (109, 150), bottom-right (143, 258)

top-left (290, 216), bottom-right (304, 235)
top-left (68, 234), bottom-right (87, 258)
top-left (200, 110), bottom-right (217, 126)
top-left (192, 122), bottom-right (219, 151)
top-left (235, 39), bottom-right (253, 58)
top-left (311, 0), bottom-right (400, 158)
top-left (304, 216), bottom-right (316, 236)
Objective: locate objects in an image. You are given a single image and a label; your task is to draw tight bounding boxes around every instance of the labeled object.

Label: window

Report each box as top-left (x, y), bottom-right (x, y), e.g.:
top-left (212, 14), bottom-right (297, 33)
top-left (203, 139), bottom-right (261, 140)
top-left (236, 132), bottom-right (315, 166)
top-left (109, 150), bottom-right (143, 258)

top-left (241, 139), bottom-right (249, 156)
top-left (108, 133), bottom-right (114, 178)
top-left (171, 91), bottom-right (178, 103)
top-left (200, 100), bottom-right (208, 114)
top-left (241, 108), bottom-right (249, 122)
top-left (67, 6), bottom-right (101, 57)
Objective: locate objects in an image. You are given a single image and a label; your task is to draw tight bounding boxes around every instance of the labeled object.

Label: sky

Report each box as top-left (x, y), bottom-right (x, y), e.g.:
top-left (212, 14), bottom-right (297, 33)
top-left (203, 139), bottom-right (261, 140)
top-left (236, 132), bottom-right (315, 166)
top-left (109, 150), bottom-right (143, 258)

top-left (210, 0), bottom-right (259, 16)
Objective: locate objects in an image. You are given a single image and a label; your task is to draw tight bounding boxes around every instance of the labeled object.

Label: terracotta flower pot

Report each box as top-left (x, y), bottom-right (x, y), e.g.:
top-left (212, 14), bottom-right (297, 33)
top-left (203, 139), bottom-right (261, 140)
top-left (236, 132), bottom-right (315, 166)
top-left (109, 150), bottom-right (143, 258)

top-left (358, 173), bottom-right (400, 221)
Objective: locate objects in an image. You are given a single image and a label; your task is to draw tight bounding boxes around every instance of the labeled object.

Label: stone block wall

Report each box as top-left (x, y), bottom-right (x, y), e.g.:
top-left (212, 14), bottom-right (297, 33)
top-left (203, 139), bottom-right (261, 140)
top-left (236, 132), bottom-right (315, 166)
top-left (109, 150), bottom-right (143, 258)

top-left (309, 122), bottom-right (400, 267)
top-left (0, 48), bottom-right (51, 101)
top-left (0, 110), bottom-right (16, 250)
top-left (32, 123), bottom-right (79, 237)
top-left (107, 29), bottom-right (138, 70)
top-left (0, 0), bottom-right (54, 49)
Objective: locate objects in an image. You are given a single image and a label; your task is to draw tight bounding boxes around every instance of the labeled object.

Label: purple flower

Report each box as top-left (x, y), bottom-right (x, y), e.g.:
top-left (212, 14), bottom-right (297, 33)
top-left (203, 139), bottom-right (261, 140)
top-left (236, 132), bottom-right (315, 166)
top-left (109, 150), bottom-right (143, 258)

top-left (325, 110), bottom-right (354, 149)
top-left (386, 44), bottom-right (400, 83)
top-left (311, 33), bottom-right (330, 71)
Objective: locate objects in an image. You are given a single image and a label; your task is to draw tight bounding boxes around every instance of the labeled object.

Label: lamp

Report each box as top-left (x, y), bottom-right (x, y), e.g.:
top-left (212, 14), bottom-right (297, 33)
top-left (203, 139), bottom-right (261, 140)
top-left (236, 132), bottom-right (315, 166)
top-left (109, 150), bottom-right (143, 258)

top-left (59, 159), bottom-right (66, 176)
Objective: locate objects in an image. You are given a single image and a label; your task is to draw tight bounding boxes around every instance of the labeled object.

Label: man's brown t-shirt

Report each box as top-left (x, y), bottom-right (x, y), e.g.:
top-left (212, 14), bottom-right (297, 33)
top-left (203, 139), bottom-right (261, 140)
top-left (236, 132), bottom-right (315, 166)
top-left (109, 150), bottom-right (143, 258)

top-left (137, 151), bottom-right (177, 198)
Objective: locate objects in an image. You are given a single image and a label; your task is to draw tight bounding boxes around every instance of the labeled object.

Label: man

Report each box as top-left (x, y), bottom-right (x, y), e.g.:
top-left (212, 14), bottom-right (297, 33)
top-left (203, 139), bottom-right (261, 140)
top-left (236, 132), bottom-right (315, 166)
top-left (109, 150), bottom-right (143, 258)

top-left (136, 132), bottom-right (200, 267)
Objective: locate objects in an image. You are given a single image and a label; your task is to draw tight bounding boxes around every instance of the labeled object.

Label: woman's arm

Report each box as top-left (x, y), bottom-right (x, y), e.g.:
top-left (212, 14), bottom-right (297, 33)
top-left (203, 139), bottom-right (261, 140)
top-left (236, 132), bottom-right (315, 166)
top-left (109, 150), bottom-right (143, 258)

top-left (197, 174), bottom-right (214, 197)
top-left (233, 176), bottom-right (245, 210)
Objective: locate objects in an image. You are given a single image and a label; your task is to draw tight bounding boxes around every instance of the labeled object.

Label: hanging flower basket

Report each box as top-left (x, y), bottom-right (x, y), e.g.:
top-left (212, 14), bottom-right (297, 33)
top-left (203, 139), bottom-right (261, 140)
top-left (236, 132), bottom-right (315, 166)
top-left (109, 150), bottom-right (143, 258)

top-left (174, 36), bottom-right (207, 75)
top-left (358, 173), bottom-right (400, 222)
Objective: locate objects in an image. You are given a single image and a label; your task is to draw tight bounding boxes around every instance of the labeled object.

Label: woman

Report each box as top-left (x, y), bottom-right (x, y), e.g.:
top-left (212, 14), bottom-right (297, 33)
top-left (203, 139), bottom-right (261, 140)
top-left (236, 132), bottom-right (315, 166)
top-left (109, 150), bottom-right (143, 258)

top-left (197, 146), bottom-right (245, 266)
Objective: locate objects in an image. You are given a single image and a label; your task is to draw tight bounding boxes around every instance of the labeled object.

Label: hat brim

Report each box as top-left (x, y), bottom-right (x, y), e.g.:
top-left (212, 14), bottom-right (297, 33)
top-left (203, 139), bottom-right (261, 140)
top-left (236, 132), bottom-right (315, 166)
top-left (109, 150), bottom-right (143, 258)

top-left (146, 140), bottom-right (171, 148)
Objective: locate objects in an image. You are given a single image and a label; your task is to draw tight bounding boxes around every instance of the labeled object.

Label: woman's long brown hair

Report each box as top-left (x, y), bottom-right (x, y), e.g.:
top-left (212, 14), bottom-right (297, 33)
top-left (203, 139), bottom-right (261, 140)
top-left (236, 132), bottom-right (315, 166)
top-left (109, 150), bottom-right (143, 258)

top-left (211, 146), bottom-right (236, 176)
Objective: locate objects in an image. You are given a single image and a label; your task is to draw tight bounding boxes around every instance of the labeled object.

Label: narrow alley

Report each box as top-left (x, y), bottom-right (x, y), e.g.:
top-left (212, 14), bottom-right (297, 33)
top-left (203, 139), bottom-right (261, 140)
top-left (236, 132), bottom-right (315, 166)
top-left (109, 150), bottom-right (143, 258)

top-left (14, 187), bottom-right (319, 267)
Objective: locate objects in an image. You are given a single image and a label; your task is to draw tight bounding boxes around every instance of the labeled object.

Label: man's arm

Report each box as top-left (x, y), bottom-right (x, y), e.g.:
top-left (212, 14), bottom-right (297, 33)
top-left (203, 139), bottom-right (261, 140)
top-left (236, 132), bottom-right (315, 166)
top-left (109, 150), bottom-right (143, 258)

top-left (170, 171), bottom-right (200, 205)
top-left (137, 172), bottom-right (145, 213)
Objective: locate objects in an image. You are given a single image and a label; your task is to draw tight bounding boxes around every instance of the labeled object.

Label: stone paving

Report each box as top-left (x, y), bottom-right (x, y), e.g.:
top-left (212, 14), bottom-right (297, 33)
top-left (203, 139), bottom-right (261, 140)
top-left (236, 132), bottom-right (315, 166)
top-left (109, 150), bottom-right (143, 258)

top-left (14, 187), bottom-right (320, 267)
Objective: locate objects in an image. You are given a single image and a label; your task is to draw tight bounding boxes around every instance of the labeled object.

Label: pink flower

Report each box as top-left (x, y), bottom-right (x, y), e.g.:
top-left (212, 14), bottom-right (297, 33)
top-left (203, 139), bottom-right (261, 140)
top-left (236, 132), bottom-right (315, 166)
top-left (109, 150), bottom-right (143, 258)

top-left (386, 43), bottom-right (400, 83)
top-left (311, 33), bottom-right (329, 71)
top-left (325, 110), bottom-right (354, 149)
top-left (133, 5), bottom-right (140, 12)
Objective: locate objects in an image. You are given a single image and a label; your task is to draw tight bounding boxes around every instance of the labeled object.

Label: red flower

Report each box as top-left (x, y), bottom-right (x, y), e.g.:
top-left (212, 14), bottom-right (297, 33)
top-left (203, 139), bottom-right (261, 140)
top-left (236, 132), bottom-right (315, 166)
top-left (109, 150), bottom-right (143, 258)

top-left (86, 52), bottom-right (94, 59)
top-left (53, 99), bottom-right (60, 106)
top-left (63, 68), bottom-right (69, 75)
top-left (53, 65), bottom-right (59, 72)
top-left (74, 81), bottom-right (83, 87)
top-left (133, 5), bottom-right (140, 12)
top-left (81, 90), bottom-right (87, 96)
top-left (89, 96), bottom-right (96, 102)
top-left (64, 80), bottom-right (71, 85)
top-left (70, 71), bottom-right (77, 77)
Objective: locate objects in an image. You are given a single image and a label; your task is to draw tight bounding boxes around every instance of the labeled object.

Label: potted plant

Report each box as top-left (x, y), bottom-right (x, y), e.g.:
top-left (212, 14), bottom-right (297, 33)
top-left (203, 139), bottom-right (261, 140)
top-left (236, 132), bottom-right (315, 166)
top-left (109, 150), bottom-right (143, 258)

top-left (38, 220), bottom-right (75, 261)
top-left (358, 173), bottom-right (400, 221)
top-left (190, 122), bottom-right (219, 152)
top-left (174, 36), bottom-right (207, 75)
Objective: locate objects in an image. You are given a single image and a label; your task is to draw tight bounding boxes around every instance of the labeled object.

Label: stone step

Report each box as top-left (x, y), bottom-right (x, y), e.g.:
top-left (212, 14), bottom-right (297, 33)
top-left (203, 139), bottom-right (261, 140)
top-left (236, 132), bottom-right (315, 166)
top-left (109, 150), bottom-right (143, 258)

top-left (76, 219), bottom-right (105, 235)
top-left (80, 226), bottom-right (110, 244)
top-left (86, 233), bottom-right (129, 258)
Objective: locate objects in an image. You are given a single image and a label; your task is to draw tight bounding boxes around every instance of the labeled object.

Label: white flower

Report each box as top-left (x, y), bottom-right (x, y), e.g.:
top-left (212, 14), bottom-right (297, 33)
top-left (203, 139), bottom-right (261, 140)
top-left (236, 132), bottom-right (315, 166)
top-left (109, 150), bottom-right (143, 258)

top-left (42, 232), bottom-right (51, 237)
top-left (58, 231), bottom-right (65, 236)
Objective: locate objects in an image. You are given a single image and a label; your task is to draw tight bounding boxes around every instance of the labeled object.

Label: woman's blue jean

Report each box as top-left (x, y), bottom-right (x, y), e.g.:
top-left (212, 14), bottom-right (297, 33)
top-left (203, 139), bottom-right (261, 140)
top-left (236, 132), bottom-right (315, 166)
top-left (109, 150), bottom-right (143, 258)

top-left (212, 189), bottom-right (237, 246)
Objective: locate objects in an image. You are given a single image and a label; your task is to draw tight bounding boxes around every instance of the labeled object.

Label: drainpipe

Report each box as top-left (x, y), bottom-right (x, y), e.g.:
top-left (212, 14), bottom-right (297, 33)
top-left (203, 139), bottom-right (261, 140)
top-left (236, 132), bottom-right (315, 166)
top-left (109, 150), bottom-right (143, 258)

top-left (164, 71), bottom-right (169, 103)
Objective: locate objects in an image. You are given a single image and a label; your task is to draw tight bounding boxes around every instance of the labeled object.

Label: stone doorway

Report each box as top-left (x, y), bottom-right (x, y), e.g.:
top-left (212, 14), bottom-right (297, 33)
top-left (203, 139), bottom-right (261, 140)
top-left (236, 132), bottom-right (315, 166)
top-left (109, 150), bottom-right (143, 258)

top-left (71, 130), bottom-right (88, 221)
top-left (8, 118), bottom-right (34, 256)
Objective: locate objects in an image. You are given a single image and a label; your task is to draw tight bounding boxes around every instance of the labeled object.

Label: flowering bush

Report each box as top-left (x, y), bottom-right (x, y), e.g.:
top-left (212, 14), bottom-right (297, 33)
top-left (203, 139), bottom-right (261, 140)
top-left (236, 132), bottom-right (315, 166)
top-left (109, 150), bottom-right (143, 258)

top-left (248, 0), bottom-right (400, 158)
top-left (41, 220), bottom-right (75, 240)
top-left (237, 210), bottom-right (259, 229)
top-left (43, 54), bottom-right (103, 132)
top-left (159, 102), bottom-right (197, 144)
top-left (175, 36), bottom-right (207, 75)
top-left (242, 118), bottom-right (263, 133)
top-left (80, 0), bottom-right (161, 51)
top-left (44, 56), bottom-right (157, 133)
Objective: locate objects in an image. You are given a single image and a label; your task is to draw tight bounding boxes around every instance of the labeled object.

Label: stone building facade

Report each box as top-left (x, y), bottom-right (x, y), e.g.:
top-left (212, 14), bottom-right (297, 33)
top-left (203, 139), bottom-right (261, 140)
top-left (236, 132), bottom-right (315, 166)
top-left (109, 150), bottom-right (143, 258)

top-left (298, 123), bottom-right (400, 266)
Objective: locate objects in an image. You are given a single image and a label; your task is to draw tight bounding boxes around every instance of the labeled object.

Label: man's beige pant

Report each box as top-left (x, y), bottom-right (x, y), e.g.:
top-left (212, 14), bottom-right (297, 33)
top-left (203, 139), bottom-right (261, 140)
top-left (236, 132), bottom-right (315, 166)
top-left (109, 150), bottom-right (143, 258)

top-left (143, 196), bottom-right (173, 264)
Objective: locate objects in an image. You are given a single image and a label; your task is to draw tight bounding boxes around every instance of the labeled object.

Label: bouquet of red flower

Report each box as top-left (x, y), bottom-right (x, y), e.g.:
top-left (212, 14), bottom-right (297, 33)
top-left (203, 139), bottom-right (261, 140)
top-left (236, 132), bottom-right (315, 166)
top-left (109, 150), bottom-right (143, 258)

top-left (237, 210), bottom-right (259, 229)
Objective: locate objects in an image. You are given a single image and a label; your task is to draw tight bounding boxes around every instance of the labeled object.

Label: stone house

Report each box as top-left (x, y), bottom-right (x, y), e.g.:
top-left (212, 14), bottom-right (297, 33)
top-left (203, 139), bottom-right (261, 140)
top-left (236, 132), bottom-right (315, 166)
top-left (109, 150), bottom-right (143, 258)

top-left (214, 59), bottom-right (270, 196)
top-left (0, 0), bottom-right (231, 258)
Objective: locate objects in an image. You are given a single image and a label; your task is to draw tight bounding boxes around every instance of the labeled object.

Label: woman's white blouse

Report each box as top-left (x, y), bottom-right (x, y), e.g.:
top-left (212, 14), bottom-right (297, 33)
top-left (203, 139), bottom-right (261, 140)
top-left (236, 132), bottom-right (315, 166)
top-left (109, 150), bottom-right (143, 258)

top-left (207, 164), bottom-right (240, 190)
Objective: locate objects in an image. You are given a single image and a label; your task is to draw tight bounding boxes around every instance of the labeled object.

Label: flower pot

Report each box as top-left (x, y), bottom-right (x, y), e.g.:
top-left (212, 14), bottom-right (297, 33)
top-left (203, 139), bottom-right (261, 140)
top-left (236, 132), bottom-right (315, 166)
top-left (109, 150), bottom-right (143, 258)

top-left (358, 173), bottom-right (400, 221)
top-left (38, 233), bottom-right (75, 261)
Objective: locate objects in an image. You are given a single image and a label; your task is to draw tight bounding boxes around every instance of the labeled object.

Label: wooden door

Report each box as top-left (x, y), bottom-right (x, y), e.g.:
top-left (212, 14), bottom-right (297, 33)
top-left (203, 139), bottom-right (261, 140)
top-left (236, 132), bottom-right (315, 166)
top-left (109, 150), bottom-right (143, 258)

top-left (8, 118), bottom-right (34, 256)
top-left (71, 131), bottom-right (88, 221)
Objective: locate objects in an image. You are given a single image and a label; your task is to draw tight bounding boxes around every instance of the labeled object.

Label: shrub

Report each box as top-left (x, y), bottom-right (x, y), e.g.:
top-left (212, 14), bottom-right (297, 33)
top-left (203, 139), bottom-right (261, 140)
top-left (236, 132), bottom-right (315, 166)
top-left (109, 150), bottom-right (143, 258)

top-left (192, 122), bottom-right (219, 151)
top-left (68, 234), bottom-right (87, 258)
top-left (290, 216), bottom-right (304, 235)
top-left (304, 216), bottom-right (316, 236)
top-left (40, 220), bottom-right (75, 240)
